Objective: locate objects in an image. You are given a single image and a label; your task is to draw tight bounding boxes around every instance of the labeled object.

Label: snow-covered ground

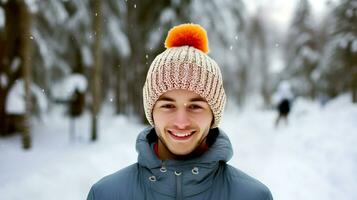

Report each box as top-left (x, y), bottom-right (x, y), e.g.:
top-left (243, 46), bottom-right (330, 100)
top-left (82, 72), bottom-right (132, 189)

top-left (0, 94), bottom-right (356, 200)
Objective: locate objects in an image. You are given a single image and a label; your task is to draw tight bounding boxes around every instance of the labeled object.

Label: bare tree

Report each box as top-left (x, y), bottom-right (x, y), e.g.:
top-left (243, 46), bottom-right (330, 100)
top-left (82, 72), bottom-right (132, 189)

top-left (315, 0), bottom-right (356, 102)
top-left (0, 1), bottom-right (19, 136)
top-left (247, 13), bottom-right (271, 107)
top-left (284, 0), bottom-right (319, 99)
top-left (121, 0), bottom-right (172, 121)
top-left (331, 0), bottom-right (357, 102)
top-left (91, 0), bottom-right (103, 141)
top-left (19, 0), bottom-right (32, 149)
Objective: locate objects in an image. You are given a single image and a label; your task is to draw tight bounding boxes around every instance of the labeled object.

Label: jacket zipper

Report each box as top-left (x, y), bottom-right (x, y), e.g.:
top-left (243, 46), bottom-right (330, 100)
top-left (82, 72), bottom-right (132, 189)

top-left (175, 171), bottom-right (183, 200)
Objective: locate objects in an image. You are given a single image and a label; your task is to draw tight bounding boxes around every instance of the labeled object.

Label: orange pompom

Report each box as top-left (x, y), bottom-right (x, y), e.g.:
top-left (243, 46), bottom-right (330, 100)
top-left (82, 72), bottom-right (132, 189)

top-left (165, 23), bottom-right (209, 54)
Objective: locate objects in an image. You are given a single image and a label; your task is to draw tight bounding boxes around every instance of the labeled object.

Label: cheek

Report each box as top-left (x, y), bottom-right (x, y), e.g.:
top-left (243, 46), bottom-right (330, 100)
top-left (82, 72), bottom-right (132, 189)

top-left (193, 113), bottom-right (213, 129)
top-left (153, 114), bottom-right (164, 137)
top-left (153, 111), bottom-right (167, 128)
top-left (152, 109), bottom-right (160, 123)
top-left (202, 110), bottom-right (214, 124)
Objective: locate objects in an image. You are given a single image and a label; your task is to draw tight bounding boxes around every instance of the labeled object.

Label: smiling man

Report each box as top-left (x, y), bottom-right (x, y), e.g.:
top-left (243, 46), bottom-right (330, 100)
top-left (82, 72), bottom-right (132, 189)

top-left (87, 24), bottom-right (273, 200)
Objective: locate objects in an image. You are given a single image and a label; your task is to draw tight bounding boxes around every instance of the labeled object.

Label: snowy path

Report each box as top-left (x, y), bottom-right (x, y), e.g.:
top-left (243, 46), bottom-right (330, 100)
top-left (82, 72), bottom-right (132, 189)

top-left (0, 95), bottom-right (356, 200)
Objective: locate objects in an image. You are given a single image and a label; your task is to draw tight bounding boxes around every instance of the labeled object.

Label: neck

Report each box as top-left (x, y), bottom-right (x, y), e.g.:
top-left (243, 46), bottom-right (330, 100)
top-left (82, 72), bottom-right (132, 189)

top-left (157, 139), bottom-right (208, 160)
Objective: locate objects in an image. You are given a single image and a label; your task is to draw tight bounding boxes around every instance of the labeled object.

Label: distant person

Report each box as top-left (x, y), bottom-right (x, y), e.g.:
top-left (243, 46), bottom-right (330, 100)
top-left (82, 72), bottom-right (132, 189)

top-left (69, 88), bottom-right (85, 118)
top-left (87, 24), bottom-right (273, 200)
top-left (68, 88), bottom-right (85, 141)
top-left (273, 81), bottom-right (293, 127)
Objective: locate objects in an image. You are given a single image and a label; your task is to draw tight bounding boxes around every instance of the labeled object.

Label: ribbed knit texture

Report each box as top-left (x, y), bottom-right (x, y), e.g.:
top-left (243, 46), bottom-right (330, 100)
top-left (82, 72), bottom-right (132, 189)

top-left (143, 45), bottom-right (226, 128)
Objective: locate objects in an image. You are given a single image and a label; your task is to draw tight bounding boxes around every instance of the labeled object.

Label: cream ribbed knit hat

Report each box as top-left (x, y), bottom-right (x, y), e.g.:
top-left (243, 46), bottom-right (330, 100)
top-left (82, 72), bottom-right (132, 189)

top-left (143, 23), bottom-right (226, 128)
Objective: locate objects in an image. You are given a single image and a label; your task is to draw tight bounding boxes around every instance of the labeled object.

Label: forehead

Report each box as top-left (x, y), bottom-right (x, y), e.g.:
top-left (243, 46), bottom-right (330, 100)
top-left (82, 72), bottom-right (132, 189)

top-left (158, 89), bottom-right (206, 102)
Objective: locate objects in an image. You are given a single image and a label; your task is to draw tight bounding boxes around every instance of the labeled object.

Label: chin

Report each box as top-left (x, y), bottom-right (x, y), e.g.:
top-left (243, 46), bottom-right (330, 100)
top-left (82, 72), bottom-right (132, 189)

top-left (172, 149), bottom-right (193, 156)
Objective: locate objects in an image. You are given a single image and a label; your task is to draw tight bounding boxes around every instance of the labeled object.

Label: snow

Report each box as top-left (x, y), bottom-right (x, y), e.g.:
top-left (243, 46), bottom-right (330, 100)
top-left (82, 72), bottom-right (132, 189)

top-left (32, 29), bottom-right (53, 69)
top-left (353, 39), bottom-right (357, 53)
top-left (338, 33), bottom-right (355, 49)
top-left (0, 94), bottom-right (356, 200)
top-left (41, 0), bottom-right (68, 26)
top-left (66, 1), bottom-right (90, 32)
top-left (346, 8), bottom-right (353, 18)
top-left (10, 57), bottom-right (21, 72)
top-left (108, 18), bottom-right (130, 58)
top-left (24, 0), bottom-right (38, 13)
top-left (270, 51), bottom-right (285, 73)
top-left (81, 45), bottom-right (93, 67)
top-left (6, 80), bottom-right (26, 114)
top-left (51, 74), bottom-right (88, 101)
top-left (159, 8), bottom-right (176, 24)
top-left (0, 73), bottom-right (8, 87)
top-left (146, 26), bottom-right (164, 51)
top-left (5, 80), bottom-right (48, 114)
top-left (299, 46), bottom-right (319, 64)
top-left (295, 32), bottom-right (311, 46)
top-left (0, 7), bottom-right (4, 28)
top-left (244, 0), bottom-right (328, 29)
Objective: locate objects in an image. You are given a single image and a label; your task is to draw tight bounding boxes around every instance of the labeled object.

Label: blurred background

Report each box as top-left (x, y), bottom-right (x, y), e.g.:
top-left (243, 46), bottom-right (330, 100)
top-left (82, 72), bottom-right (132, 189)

top-left (0, 0), bottom-right (356, 199)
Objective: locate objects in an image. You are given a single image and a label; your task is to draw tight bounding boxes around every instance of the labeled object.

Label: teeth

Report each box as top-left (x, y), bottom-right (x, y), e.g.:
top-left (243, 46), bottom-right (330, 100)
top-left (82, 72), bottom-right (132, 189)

top-left (172, 132), bottom-right (193, 137)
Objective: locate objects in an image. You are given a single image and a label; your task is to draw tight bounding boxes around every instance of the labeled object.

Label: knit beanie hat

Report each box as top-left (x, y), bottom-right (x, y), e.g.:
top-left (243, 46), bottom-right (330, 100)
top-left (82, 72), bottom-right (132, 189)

top-left (143, 23), bottom-right (226, 128)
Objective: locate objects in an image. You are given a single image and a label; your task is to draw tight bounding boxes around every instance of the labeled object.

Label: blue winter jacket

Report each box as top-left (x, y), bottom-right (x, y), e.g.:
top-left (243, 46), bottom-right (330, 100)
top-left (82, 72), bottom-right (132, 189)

top-left (87, 127), bottom-right (273, 200)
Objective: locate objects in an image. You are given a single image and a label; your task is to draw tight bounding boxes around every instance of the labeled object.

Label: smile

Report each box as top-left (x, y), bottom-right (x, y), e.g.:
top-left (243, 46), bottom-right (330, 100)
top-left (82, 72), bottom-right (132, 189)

top-left (168, 130), bottom-right (196, 140)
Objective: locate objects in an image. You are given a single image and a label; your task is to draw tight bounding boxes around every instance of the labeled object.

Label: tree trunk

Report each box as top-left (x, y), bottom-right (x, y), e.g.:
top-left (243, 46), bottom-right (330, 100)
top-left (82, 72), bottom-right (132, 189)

top-left (122, 0), bottom-right (172, 123)
top-left (19, 0), bottom-right (32, 149)
top-left (237, 66), bottom-right (247, 107)
top-left (91, 0), bottom-right (102, 141)
top-left (0, 0), bottom-right (18, 135)
top-left (260, 50), bottom-right (271, 107)
top-left (350, 61), bottom-right (357, 103)
top-left (0, 89), bottom-right (6, 135)
top-left (115, 59), bottom-right (127, 115)
top-left (349, 43), bottom-right (357, 103)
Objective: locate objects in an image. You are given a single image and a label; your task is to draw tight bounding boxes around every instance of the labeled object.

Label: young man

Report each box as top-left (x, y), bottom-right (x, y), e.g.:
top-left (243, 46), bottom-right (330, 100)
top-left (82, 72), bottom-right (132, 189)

top-left (87, 24), bottom-right (273, 200)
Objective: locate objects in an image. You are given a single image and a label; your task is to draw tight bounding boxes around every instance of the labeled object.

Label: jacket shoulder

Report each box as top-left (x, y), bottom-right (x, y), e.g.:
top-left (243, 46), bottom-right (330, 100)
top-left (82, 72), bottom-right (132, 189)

top-left (224, 165), bottom-right (273, 200)
top-left (87, 163), bottom-right (140, 200)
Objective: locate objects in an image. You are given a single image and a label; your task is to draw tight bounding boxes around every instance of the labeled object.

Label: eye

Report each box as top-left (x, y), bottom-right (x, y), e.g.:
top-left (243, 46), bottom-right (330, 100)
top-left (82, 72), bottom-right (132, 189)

top-left (161, 104), bottom-right (175, 109)
top-left (188, 104), bottom-right (203, 110)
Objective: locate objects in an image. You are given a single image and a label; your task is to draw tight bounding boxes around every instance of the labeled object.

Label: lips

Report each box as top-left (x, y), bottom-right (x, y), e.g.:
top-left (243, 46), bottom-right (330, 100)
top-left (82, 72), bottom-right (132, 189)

top-left (168, 130), bottom-right (196, 140)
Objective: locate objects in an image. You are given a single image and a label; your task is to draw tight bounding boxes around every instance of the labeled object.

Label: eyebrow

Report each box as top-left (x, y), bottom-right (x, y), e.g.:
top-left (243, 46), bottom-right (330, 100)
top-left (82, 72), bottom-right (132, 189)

top-left (157, 96), bottom-right (207, 102)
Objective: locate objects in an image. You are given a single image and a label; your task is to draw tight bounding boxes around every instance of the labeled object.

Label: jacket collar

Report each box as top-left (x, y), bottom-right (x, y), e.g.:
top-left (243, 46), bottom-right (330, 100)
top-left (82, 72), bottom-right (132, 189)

top-left (135, 127), bottom-right (233, 197)
top-left (136, 127), bottom-right (233, 169)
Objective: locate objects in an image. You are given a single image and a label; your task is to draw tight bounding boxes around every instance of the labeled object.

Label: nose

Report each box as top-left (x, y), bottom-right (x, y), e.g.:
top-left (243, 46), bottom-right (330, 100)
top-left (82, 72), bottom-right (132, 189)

top-left (173, 109), bottom-right (191, 129)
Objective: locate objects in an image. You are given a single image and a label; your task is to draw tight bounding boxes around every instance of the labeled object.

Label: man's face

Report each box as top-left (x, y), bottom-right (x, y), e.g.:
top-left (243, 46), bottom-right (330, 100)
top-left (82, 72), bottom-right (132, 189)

top-left (153, 89), bottom-right (213, 159)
